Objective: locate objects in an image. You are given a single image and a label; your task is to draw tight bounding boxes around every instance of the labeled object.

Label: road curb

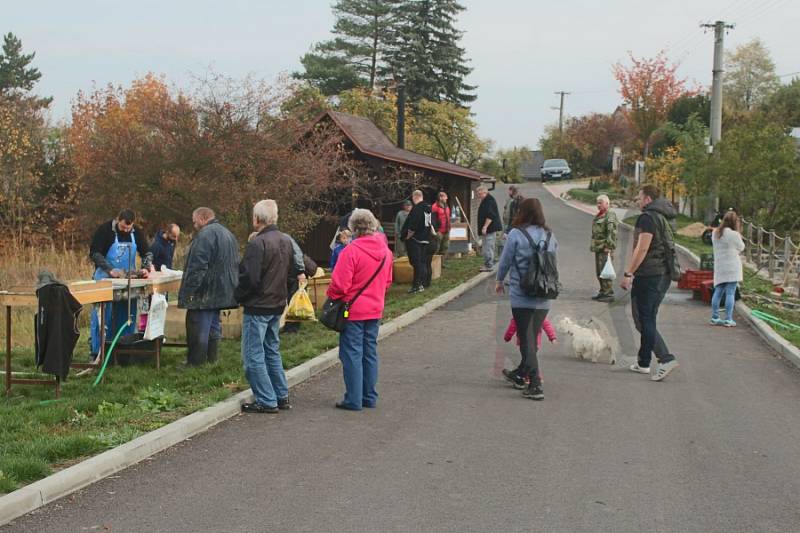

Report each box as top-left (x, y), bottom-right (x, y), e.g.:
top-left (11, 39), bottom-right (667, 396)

top-left (734, 301), bottom-right (800, 369)
top-left (0, 270), bottom-right (494, 526)
top-left (542, 183), bottom-right (800, 368)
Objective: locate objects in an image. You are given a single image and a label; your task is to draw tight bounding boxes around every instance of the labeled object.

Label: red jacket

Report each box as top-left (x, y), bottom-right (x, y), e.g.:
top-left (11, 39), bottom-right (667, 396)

top-left (503, 317), bottom-right (557, 348)
top-left (431, 202), bottom-right (451, 234)
top-left (326, 233), bottom-right (393, 321)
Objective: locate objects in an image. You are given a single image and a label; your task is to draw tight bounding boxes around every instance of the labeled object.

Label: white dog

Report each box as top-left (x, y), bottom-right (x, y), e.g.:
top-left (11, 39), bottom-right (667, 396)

top-left (557, 316), bottom-right (616, 364)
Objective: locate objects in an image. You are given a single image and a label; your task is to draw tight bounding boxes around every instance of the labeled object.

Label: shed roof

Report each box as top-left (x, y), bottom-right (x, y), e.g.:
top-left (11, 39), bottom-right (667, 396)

top-left (319, 110), bottom-right (493, 182)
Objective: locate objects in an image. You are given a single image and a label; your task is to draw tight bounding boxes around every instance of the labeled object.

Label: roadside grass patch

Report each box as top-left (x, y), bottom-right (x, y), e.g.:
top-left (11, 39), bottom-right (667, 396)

top-left (567, 188), bottom-right (625, 204)
top-left (0, 255), bottom-right (483, 493)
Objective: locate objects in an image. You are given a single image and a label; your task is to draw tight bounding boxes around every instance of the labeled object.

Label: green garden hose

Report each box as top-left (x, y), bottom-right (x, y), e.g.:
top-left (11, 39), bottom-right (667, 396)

top-left (91, 319), bottom-right (132, 387)
top-left (751, 309), bottom-right (800, 331)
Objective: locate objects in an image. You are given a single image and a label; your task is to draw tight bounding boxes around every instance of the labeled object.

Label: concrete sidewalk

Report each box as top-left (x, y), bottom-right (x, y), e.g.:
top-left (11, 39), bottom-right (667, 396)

top-left (6, 183), bottom-right (800, 533)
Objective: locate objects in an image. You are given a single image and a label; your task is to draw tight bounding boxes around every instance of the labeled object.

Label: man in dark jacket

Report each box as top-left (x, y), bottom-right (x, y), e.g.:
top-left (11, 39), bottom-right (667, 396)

top-left (236, 199), bottom-right (297, 414)
top-left (620, 184), bottom-right (679, 382)
top-left (401, 189), bottom-right (433, 293)
top-left (178, 207), bottom-right (239, 367)
top-left (150, 223), bottom-right (181, 271)
top-left (477, 185), bottom-right (503, 272)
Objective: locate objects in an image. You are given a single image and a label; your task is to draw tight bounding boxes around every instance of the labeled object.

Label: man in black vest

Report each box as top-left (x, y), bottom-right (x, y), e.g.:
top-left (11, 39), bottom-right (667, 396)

top-left (620, 184), bottom-right (679, 382)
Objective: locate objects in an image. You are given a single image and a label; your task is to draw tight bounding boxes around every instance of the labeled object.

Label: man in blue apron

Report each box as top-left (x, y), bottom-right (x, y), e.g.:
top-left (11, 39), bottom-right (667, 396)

top-left (88, 209), bottom-right (153, 362)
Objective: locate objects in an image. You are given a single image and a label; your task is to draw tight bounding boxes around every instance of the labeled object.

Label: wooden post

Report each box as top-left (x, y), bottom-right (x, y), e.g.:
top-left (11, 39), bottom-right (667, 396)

top-left (768, 232), bottom-right (776, 279)
top-left (746, 222), bottom-right (753, 263)
top-left (784, 237), bottom-right (792, 285)
top-left (756, 228), bottom-right (763, 268)
top-left (5, 306), bottom-right (10, 395)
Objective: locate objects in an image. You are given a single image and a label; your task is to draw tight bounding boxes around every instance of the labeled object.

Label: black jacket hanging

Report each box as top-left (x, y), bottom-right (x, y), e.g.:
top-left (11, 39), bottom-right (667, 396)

top-left (35, 282), bottom-right (83, 380)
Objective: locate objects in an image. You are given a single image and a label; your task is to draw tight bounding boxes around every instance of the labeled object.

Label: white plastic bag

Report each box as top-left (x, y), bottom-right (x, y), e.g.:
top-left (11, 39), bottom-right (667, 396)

top-left (599, 255), bottom-right (616, 280)
top-left (144, 293), bottom-right (168, 340)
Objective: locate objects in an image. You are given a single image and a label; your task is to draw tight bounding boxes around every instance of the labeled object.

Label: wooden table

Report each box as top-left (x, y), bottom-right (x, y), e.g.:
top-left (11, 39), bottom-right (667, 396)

top-left (1, 274), bottom-right (182, 397)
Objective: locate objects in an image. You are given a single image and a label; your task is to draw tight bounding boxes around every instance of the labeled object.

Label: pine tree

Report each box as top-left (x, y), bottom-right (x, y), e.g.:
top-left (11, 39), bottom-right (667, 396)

top-left (0, 33), bottom-right (51, 107)
top-left (294, 0), bottom-right (400, 95)
top-left (386, 0), bottom-right (476, 105)
top-left (0, 33), bottom-right (42, 94)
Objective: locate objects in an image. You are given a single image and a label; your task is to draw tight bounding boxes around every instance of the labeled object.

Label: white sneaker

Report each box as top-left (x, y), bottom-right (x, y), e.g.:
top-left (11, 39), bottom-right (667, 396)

top-left (628, 363), bottom-right (651, 374)
top-left (651, 360), bottom-right (679, 382)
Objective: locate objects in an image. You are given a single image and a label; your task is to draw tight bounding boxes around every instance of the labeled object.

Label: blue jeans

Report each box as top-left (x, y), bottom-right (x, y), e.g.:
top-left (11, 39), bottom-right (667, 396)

top-left (338, 319), bottom-right (380, 409)
top-left (631, 275), bottom-right (675, 367)
top-left (241, 313), bottom-right (288, 408)
top-left (185, 309), bottom-right (222, 366)
top-left (483, 232), bottom-right (498, 268)
top-left (711, 282), bottom-right (737, 322)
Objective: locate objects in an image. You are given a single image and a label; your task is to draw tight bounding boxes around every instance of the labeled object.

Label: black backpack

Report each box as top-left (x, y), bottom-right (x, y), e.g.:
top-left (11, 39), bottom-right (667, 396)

top-left (515, 228), bottom-right (560, 299)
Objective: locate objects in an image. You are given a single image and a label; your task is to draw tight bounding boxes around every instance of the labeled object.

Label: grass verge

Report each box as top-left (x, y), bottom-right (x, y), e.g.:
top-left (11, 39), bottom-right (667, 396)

top-left (0, 255), bottom-right (483, 494)
top-left (567, 188), bottom-right (625, 204)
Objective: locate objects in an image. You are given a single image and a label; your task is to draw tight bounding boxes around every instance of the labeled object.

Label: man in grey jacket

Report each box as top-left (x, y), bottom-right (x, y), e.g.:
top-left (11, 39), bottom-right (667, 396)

top-left (178, 207), bottom-right (240, 367)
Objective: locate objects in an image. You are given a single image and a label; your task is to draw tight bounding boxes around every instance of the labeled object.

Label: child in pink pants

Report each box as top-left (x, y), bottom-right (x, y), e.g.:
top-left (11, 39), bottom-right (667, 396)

top-left (503, 316), bottom-right (557, 383)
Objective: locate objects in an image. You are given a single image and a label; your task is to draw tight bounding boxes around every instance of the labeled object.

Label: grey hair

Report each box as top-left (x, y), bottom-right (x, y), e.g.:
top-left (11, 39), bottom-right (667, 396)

top-left (596, 194), bottom-right (610, 204)
top-left (253, 199), bottom-right (278, 225)
top-left (412, 189), bottom-right (423, 199)
top-left (192, 207), bottom-right (215, 223)
top-left (476, 185), bottom-right (488, 193)
top-left (348, 208), bottom-right (380, 237)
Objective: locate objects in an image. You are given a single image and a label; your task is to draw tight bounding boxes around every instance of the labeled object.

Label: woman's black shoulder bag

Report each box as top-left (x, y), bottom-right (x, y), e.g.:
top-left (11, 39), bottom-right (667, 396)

top-left (321, 256), bottom-right (387, 332)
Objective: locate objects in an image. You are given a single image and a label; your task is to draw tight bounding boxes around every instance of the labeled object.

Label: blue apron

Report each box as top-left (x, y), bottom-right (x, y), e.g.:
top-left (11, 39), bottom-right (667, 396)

top-left (89, 226), bottom-right (138, 355)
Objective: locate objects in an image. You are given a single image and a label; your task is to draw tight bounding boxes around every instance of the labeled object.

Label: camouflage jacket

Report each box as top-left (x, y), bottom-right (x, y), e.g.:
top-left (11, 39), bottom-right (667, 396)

top-left (591, 210), bottom-right (618, 252)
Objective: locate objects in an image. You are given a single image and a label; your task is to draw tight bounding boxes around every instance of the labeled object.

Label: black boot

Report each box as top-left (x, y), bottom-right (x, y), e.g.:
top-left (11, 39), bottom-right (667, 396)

top-left (502, 368), bottom-right (526, 389)
top-left (522, 374), bottom-right (544, 400)
top-left (207, 338), bottom-right (219, 364)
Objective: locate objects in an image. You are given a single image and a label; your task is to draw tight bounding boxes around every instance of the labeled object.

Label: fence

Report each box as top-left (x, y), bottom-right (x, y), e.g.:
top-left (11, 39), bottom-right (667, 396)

top-left (742, 218), bottom-right (800, 293)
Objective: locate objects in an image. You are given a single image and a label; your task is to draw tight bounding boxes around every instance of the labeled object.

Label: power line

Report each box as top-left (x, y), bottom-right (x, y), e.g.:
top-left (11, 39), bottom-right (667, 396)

top-left (735, 0), bottom-right (790, 26)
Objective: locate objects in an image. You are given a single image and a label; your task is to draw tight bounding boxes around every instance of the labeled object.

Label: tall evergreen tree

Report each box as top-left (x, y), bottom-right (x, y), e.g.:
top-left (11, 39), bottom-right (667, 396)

top-left (0, 33), bottom-right (42, 94)
top-left (386, 0), bottom-right (476, 105)
top-left (294, 0), bottom-right (399, 95)
top-left (0, 33), bottom-right (51, 108)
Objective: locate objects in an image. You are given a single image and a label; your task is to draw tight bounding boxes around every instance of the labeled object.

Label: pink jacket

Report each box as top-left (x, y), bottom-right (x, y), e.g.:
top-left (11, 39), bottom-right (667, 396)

top-left (503, 317), bottom-right (557, 349)
top-left (327, 233), bottom-right (393, 321)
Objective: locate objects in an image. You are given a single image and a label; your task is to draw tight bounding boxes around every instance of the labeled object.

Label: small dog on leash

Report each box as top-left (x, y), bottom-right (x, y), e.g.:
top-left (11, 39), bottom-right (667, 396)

top-left (557, 317), bottom-right (616, 364)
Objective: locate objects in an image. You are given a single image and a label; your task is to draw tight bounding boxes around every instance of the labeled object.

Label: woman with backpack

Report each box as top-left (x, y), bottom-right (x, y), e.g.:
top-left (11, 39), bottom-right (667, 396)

top-left (495, 198), bottom-right (559, 401)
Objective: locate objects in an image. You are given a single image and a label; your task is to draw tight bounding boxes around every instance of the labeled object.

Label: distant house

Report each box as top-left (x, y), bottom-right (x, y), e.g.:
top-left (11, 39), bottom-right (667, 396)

top-left (520, 150), bottom-right (545, 180)
top-left (791, 127), bottom-right (800, 152)
top-left (300, 110), bottom-right (495, 263)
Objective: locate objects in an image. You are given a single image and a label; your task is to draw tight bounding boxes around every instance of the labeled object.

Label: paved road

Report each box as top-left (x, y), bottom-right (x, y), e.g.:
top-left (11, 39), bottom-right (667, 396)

top-left (6, 183), bottom-right (800, 533)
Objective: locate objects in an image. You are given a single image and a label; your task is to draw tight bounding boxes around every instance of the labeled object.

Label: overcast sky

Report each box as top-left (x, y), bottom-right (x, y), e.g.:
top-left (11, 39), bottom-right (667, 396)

top-left (7, 0), bottom-right (800, 151)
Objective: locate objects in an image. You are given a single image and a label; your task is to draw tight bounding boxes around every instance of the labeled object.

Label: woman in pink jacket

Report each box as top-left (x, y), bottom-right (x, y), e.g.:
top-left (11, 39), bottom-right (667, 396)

top-left (326, 209), bottom-right (394, 411)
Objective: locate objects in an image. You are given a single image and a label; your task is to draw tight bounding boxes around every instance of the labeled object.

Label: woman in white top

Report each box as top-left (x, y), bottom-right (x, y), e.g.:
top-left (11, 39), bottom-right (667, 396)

top-left (710, 211), bottom-right (745, 327)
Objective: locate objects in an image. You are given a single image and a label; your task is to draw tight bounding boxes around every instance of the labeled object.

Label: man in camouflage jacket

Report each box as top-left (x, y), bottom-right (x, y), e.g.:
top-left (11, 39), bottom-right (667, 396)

top-left (590, 194), bottom-right (618, 302)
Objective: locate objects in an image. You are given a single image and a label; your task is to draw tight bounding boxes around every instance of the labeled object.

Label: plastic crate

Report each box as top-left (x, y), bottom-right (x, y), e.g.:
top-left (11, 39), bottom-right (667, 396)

top-left (700, 280), bottom-right (714, 303)
top-left (678, 269), bottom-right (714, 291)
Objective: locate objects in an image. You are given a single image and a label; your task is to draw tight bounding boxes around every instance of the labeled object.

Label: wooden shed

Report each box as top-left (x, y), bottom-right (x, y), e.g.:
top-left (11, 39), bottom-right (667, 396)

top-left (300, 110), bottom-right (495, 264)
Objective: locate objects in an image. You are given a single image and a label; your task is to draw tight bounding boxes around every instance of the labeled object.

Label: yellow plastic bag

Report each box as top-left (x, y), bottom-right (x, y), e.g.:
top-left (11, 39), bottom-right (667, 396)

top-left (286, 282), bottom-right (316, 322)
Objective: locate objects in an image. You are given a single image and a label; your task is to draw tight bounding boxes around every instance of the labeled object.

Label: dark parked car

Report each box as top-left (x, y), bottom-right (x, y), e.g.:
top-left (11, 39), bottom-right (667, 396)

top-left (540, 159), bottom-right (572, 181)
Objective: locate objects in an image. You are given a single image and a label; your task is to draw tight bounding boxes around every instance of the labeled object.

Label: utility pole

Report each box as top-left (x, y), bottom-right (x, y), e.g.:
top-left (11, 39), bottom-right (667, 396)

top-left (553, 91), bottom-right (570, 136)
top-left (702, 20), bottom-right (734, 218)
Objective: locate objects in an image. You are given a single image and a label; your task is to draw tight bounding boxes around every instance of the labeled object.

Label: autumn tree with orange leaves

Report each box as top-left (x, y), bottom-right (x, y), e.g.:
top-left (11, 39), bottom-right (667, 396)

top-left (67, 73), bottom-right (350, 241)
top-left (613, 51), bottom-right (698, 160)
